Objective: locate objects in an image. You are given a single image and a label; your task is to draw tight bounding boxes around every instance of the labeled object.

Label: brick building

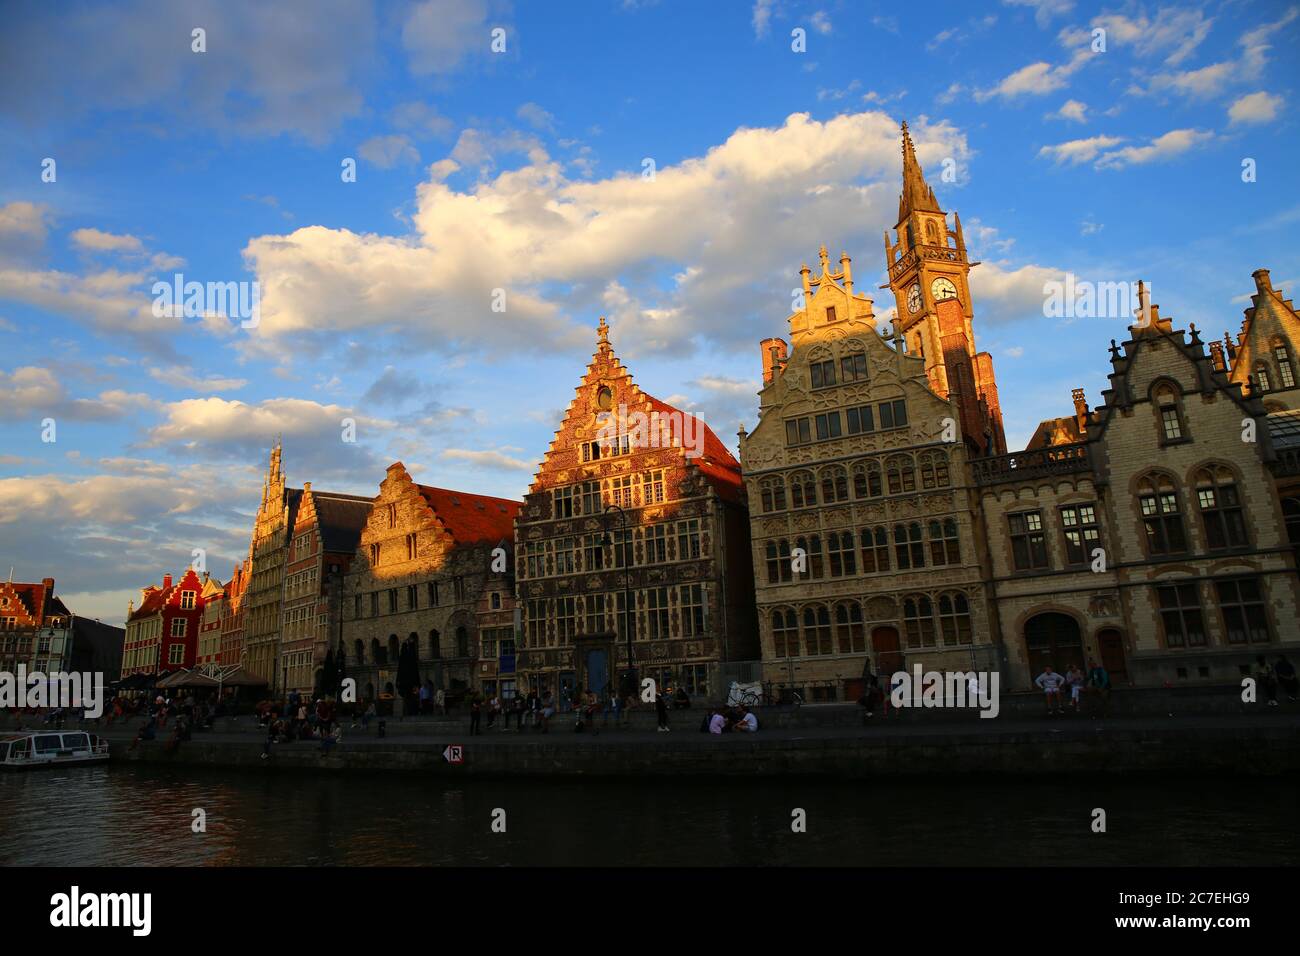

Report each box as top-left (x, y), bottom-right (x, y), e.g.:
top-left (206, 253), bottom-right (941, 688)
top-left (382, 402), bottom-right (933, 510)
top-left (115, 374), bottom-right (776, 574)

top-left (121, 568), bottom-right (207, 676)
top-left (0, 576), bottom-right (72, 673)
top-left (219, 560), bottom-right (249, 667)
top-left (515, 319), bottom-right (757, 704)
top-left (340, 462), bottom-right (520, 705)
top-left (196, 574), bottom-right (225, 665)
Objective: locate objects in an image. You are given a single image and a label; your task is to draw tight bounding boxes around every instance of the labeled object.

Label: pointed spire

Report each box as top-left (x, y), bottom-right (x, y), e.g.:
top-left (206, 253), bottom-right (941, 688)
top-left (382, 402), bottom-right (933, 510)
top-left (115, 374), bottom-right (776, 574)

top-left (898, 120), bottom-right (941, 223)
top-left (818, 244), bottom-right (830, 275)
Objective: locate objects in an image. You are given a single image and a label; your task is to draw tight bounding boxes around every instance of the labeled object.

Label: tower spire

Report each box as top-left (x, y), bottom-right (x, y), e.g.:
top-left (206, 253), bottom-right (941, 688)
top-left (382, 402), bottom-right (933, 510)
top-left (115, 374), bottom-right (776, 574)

top-left (898, 120), bottom-right (941, 223)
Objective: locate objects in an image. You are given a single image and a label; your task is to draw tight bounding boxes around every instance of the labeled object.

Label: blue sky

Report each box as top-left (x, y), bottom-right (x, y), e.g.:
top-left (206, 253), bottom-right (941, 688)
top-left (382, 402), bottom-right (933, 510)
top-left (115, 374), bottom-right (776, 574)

top-left (1, 0), bottom-right (1297, 624)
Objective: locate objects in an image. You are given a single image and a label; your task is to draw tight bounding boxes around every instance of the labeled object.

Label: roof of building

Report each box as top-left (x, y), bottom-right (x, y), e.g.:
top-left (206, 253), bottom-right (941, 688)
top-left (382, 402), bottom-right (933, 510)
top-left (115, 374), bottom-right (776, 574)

top-left (416, 485), bottom-right (522, 545)
top-left (310, 491), bottom-right (374, 553)
top-left (1268, 409), bottom-right (1300, 449)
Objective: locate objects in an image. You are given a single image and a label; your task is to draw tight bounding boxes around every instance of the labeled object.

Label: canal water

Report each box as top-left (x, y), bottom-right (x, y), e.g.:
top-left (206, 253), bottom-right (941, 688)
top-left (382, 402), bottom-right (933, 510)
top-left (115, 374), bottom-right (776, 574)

top-left (1, 764), bottom-right (1294, 866)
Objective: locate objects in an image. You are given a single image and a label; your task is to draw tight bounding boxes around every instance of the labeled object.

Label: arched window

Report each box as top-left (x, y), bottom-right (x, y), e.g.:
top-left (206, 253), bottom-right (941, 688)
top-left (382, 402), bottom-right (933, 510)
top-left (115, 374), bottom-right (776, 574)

top-left (1138, 473), bottom-right (1187, 555)
top-left (928, 517), bottom-right (961, 565)
top-left (903, 596), bottom-right (936, 649)
top-left (1275, 342), bottom-right (1296, 388)
top-left (772, 609), bottom-right (799, 658)
top-left (828, 531), bottom-right (856, 577)
top-left (428, 629), bottom-right (441, 659)
top-left (919, 450), bottom-right (950, 489)
top-left (835, 602), bottom-right (866, 654)
top-left (820, 465), bottom-right (849, 503)
top-left (853, 460), bottom-right (883, 498)
top-left (860, 526), bottom-right (890, 573)
top-left (371, 637), bottom-right (383, 666)
top-left (1153, 383), bottom-right (1186, 442)
top-left (1194, 466), bottom-right (1247, 549)
top-left (802, 606), bottom-right (832, 656)
top-left (765, 541), bottom-right (794, 584)
top-left (1255, 363), bottom-right (1272, 393)
top-left (790, 471), bottom-right (817, 509)
top-left (886, 455), bottom-right (916, 494)
top-left (456, 626), bottom-right (470, 658)
top-left (937, 593), bottom-right (973, 646)
top-left (894, 522), bottom-right (925, 570)
top-left (760, 476), bottom-right (787, 513)
top-left (926, 220), bottom-right (940, 244)
top-left (795, 535), bottom-right (824, 578)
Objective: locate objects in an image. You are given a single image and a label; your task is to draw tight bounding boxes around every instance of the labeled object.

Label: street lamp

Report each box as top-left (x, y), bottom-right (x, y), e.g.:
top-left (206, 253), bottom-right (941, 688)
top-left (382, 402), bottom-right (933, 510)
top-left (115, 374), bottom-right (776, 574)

top-left (602, 503), bottom-right (636, 702)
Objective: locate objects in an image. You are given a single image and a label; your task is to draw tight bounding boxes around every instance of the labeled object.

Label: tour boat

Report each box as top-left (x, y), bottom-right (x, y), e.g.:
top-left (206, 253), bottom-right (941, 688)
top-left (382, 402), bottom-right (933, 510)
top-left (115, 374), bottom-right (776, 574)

top-left (0, 730), bottom-right (110, 770)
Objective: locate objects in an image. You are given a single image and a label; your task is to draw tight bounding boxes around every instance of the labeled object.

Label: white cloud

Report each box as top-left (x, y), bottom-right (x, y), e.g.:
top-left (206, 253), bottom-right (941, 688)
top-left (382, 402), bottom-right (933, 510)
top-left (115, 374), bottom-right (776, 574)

top-left (1037, 134), bottom-right (1124, 165)
top-left (810, 10), bottom-right (832, 35)
top-left (975, 49), bottom-right (1091, 102)
top-left (69, 228), bottom-right (145, 254)
top-left (358, 134), bottom-right (420, 168)
top-left (401, 0), bottom-right (501, 76)
top-left (0, 201), bottom-right (51, 251)
top-left (1228, 91), bottom-right (1284, 125)
top-left (1092, 9), bottom-right (1213, 66)
top-left (147, 366), bottom-right (249, 393)
top-left (517, 102), bottom-right (556, 131)
top-left (1003, 0), bottom-right (1074, 28)
top-left (1094, 128), bottom-right (1213, 169)
top-left (1052, 99), bottom-right (1088, 122)
top-left (752, 0), bottom-right (776, 37)
top-left (391, 101), bottom-right (454, 139)
top-left (1136, 8), bottom-right (1295, 100)
top-left (0, 366), bottom-right (159, 420)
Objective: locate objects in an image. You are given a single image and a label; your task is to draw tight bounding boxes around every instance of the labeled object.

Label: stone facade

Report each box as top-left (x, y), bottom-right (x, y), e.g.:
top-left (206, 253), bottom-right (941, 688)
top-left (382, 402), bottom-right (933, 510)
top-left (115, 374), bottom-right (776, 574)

top-left (514, 319), bottom-right (757, 705)
top-left (339, 462), bottom-right (520, 706)
top-left (242, 443), bottom-right (300, 688)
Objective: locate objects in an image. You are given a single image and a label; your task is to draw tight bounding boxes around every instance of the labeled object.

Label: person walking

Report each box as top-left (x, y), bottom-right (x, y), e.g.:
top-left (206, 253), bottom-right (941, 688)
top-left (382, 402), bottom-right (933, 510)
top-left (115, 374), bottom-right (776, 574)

top-left (655, 687), bottom-right (670, 733)
top-left (469, 694), bottom-right (482, 734)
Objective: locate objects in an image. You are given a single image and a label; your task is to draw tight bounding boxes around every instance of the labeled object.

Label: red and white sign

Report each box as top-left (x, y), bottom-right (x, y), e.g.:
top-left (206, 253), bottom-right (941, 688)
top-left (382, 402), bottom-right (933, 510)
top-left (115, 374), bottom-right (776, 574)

top-left (442, 744), bottom-right (464, 764)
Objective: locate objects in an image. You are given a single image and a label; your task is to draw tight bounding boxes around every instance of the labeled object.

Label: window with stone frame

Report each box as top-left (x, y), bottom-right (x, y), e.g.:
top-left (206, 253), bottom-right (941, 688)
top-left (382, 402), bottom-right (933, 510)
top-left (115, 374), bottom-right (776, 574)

top-left (554, 537), bottom-right (577, 575)
top-left (893, 522), bottom-right (925, 570)
top-left (526, 598), bottom-right (546, 647)
top-left (180, 590), bottom-right (196, 610)
top-left (354, 594), bottom-right (362, 619)
top-left (1060, 503), bottom-right (1101, 565)
top-left (1009, 510), bottom-right (1049, 570)
top-left (644, 524), bottom-right (669, 564)
top-left (584, 593), bottom-right (606, 635)
top-left (919, 450), bottom-right (950, 489)
top-left (369, 542), bottom-right (380, 567)
top-left (1255, 363), bottom-right (1272, 393)
top-left (810, 358), bottom-right (837, 389)
top-left (608, 475), bottom-right (635, 508)
top-left (1153, 383), bottom-right (1187, 443)
top-left (169, 643), bottom-right (184, 664)
top-left (853, 460), bottom-right (883, 498)
top-left (1195, 466), bottom-right (1248, 550)
top-left (1216, 578), bottom-right (1270, 644)
top-left (860, 526), bottom-right (890, 573)
top-left (579, 480), bottom-right (601, 516)
top-left (523, 541), bottom-right (545, 578)
top-left (772, 608), bottom-right (798, 658)
top-left (387, 589), bottom-right (398, 613)
top-left (795, 535), bottom-right (824, 579)
top-left (928, 518), bottom-right (961, 566)
top-left (886, 455), bottom-right (916, 494)
top-left (802, 606), bottom-right (832, 655)
top-left (170, 617), bottom-right (186, 637)
top-left (903, 596), bottom-right (937, 648)
top-left (676, 518), bottom-right (701, 560)
top-left (643, 470), bottom-right (666, 504)
top-left (555, 597), bottom-right (577, 645)
top-left (386, 503), bottom-right (397, 528)
top-left (369, 592), bottom-right (378, 616)
top-left (820, 465), bottom-right (850, 503)
top-left (879, 399), bottom-right (908, 430)
top-left (785, 417), bottom-right (812, 446)
top-left (1138, 474), bottom-right (1188, 556)
top-left (760, 476), bottom-right (787, 513)
top-left (428, 581), bottom-right (439, 606)
top-left (790, 471), bottom-right (817, 508)
top-left (1156, 582), bottom-right (1205, 647)
top-left (840, 350), bottom-right (868, 383)
top-left (453, 576), bottom-right (466, 602)
top-left (1275, 342), bottom-right (1296, 388)
top-left (827, 531), bottom-right (856, 577)
top-left (553, 485), bottom-right (575, 519)
top-left (407, 585), bottom-right (418, 610)
top-left (937, 592), bottom-right (973, 645)
top-left (582, 533), bottom-right (605, 571)
top-left (644, 587), bottom-right (670, 640)
top-left (846, 404), bottom-right (876, 435)
top-left (766, 540), bottom-right (793, 584)
top-left (835, 601), bottom-right (866, 653)
top-left (815, 411), bottom-right (842, 440)
top-left (679, 583), bottom-right (706, 637)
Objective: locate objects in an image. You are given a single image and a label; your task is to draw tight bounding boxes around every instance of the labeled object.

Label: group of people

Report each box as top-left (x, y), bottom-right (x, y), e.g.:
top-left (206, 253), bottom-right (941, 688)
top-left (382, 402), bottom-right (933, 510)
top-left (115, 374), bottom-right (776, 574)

top-left (1255, 654), bottom-right (1299, 705)
top-left (701, 704), bottom-right (759, 734)
top-left (1034, 661), bottom-right (1111, 715)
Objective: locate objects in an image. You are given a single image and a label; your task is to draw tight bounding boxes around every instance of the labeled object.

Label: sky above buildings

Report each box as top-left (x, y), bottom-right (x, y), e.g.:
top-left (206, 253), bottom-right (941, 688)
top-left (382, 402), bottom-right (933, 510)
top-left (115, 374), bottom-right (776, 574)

top-left (1, 0), bottom-right (1297, 624)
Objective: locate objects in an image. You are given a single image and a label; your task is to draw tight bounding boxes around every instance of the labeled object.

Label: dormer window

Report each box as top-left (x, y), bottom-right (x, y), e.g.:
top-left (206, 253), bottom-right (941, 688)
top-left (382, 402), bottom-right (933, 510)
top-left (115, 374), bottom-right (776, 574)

top-left (1275, 344), bottom-right (1295, 388)
top-left (1153, 383), bottom-right (1186, 443)
top-left (1255, 364), bottom-right (1272, 393)
top-left (180, 590), bottom-right (196, 610)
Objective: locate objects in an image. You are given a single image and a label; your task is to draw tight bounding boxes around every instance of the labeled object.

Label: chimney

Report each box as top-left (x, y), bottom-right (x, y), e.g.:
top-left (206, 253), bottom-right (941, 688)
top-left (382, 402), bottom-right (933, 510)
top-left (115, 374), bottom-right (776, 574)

top-left (761, 337), bottom-right (789, 385)
top-left (1208, 341), bottom-right (1226, 371)
top-left (163, 573), bottom-right (173, 590)
top-left (42, 576), bottom-right (54, 593)
top-left (1254, 268), bottom-right (1272, 294)
top-left (1071, 388), bottom-right (1088, 431)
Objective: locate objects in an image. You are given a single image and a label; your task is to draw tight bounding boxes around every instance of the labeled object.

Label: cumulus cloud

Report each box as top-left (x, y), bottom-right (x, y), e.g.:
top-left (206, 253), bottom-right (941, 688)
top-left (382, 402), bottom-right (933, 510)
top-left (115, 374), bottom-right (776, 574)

top-left (1037, 134), bottom-right (1124, 165)
top-left (0, 366), bottom-right (159, 421)
top-left (1051, 99), bottom-right (1088, 122)
top-left (1003, 0), bottom-right (1074, 28)
top-left (1133, 8), bottom-right (1295, 100)
top-left (240, 110), bottom-right (972, 365)
top-left (70, 228), bottom-right (145, 254)
top-left (358, 134), bottom-right (420, 168)
top-left (1094, 128), bottom-right (1213, 169)
top-left (1228, 91), bottom-right (1283, 125)
top-left (975, 48), bottom-right (1091, 102)
top-left (402, 0), bottom-right (502, 75)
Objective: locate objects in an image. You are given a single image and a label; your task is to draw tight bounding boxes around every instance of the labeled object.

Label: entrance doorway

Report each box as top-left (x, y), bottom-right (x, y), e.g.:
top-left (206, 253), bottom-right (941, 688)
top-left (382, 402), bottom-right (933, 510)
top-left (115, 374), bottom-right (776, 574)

top-left (1024, 613), bottom-right (1084, 684)
top-left (585, 648), bottom-right (609, 699)
top-left (1096, 628), bottom-right (1127, 684)
top-left (871, 626), bottom-right (904, 675)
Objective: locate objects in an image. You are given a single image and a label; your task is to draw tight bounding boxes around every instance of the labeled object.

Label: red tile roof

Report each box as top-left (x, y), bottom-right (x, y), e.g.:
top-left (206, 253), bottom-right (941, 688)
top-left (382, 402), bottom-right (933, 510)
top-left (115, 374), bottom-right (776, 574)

top-left (641, 393), bottom-right (745, 502)
top-left (416, 485), bottom-right (522, 545)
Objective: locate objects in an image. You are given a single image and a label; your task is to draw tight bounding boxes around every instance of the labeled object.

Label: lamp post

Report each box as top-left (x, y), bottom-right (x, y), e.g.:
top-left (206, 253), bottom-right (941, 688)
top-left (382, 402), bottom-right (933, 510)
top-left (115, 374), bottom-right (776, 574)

top-left (602, 503), bottom-right (635, 702)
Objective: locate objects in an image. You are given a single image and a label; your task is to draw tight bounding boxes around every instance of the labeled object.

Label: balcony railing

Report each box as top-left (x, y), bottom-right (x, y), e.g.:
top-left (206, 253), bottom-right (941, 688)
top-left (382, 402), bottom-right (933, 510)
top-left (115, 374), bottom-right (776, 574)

top-left (887, 243), bottom-right (967, 280)
top-left (972, 442), bottom-right (1091, 487)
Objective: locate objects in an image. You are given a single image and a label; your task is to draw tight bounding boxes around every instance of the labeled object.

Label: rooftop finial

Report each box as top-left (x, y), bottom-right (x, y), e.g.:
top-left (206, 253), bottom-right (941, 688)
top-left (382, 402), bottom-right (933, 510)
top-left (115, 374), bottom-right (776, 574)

top-left (597, 315), bottom-right (609, 347)
top-left (818, 244), bottom-right (830, 274)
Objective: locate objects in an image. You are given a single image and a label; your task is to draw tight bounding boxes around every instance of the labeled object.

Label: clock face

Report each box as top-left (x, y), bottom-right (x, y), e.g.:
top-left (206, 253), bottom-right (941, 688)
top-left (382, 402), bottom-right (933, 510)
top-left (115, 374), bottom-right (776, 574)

top-left (932, 277), bottom-right (958, 302)
top-left (596, 385), bottom-right (613, 411)
top-left (906, 283), bottom-right (922, 313)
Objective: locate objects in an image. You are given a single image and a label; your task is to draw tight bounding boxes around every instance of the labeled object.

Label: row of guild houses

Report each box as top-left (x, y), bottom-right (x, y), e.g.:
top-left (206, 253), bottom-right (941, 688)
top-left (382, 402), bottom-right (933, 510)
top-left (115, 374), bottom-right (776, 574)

top-left (121, 124), bottom-right (1300, 701)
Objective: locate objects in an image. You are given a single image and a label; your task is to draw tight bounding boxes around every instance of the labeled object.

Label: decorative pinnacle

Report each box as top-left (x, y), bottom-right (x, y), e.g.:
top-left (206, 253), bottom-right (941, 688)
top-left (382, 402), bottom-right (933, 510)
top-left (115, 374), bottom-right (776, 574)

top-left (597, 315), bottom-right (609, 347)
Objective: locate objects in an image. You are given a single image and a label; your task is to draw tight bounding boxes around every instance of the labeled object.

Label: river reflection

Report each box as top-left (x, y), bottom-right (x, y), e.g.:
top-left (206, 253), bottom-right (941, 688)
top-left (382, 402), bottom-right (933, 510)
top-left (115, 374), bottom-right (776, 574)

top-left (0, 765), bottom-right (1294, 866)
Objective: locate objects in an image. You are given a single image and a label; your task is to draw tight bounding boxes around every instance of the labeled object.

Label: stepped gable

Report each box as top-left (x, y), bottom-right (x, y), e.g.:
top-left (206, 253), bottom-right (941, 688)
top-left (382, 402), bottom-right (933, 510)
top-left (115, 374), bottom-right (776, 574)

top-left (530, 316), bottom-right (742, 500)
top-left (1228, 269), bottom-right (1300, 385)
top-left (298, 486), bottom-right (374, 553)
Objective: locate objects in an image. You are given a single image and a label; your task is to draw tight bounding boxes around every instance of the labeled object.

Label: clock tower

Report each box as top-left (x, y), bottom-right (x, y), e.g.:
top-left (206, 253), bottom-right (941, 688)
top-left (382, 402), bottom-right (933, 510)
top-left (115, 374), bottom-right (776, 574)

top-left (884, 121), bottom-right (1005, 455)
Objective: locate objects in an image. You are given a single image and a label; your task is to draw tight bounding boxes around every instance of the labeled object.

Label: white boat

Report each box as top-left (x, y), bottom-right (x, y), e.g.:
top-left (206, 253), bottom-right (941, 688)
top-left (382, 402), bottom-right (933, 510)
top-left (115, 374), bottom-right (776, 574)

top-left (0, 730), bottom-right (110, 770)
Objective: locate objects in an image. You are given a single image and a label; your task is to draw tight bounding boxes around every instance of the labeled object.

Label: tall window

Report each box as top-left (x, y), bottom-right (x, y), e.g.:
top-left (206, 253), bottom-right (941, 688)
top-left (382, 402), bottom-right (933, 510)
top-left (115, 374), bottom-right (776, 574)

top-left (853, 460), bottom-right (883, 498)
top-left (785, 417), bottom-right (812, 446)
top-left (937, 593), bottom-right (973, 646)
top-left (645, 587), bottom-right (670, 640)
top-left (828, 531), bottom-right (856, 577)
top-left (835, 602), bottom-right (866, 653)
top-left (810, 359), bottom-right (837, 388)
top-left (679, 584), bottom-right (706, 637)
top-left (584, 594), bottom-right (605, 635)
top-left (555, 597), bottom-right (577, 644)
top-left (1009, 511), bottom-right (1049, 570)
top-left (840, 352), bottom-right (868, 383)
top-left (369, 543), bottom-right (380, 566)
top-left (821, 465), bottom-right (849, 503)
top-left (894, 522), bottom-right (925, 570)
top-left (815, 411), bottom-right (842, 440)
top-left (405, 533), bottom-right (417, 561)
top-left (860, 526), bottom-right (890, 573)
top-left (802, 606), bottom-right (832, 655)
top-left (171, 617), bottom-right (186, 637)
top-left (676, 519), bottom-right (701, 560)
top-left (760, 477), bottom-right (787, 512)
top-left (524, 541), bottom-right (545, 578)
top-left (553, 486), bottom-right (575, 518)
top-left (644, 525), bottom-right (669, 564)
top-left (846, 405), bottom-right (876, 435)
top-left (580, 480), bottom-right (601, 516)
top-left (773, 609), bottom-right (798, 657)
top-left (879, 399), bottom-right (908, 430)
top-left (1216, 579), bottom-right (1270, 643)
top-left (554, 537), bottom-right (577, 575)
top-left (886, 455), bottom-right (916, 494)
top-left (795, 535), bottom-right (824, 578)
top-left (643, 470), bottom-right (665, 504)
top-left (766, 541), bottom-right (793, 584)
top-left (407, 585), bottom-right (418, 610)
top-left (790, 471), bottom-right (817, 508)
top-left (1195, 467), bottom-right (1247, 550)
top-left (1157, 582), bottom-right (1205, 647)
top-left (1060, 503), bottom-right (1101, 565)
top-left (903, 596), bottom-right (936, 648)
top-left (1276, 343), bottom-right (1296, 388)
top-left (583, 533), bottom-right (605, 571)
top-left (611, 528), bottom-right (633, 569)
top-left (527, 599), bottom-right (546, 647)
top-left (387, 589), bottom-right (398, 613)
top-left (1255, 364), bottom-right (1272, 393)
top-left (1138, 474), bottom-right (1187, 555)
top-left (928, 518), bottom-right (960, 566)
top-left (1153, 383), bottom-right (1185, 442)
top-left (919, 451), bottom-right (950, 489)
top-left (386, 503), bottom-right (397, 528)
top-left (180, 590), bottom-right (196, 610)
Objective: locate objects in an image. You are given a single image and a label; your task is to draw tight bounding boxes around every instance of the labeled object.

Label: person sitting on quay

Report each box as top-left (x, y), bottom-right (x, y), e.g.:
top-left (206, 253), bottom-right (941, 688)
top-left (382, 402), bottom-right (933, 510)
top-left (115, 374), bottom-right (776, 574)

top-left (1065, 664), bottom-right (1086, 713)
top-left (1035, 664), bottom-right (1067, 715)
top-left (673, 686), bottom-right (690, 710)
top-left (540, 689), bottom-right (556, 733)
top-left (128, 715), bottom-right (158, 751)
top-left (320, 724), bottom-right (342, 755)
top-left (708, 709), bottom-right (727, 734)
